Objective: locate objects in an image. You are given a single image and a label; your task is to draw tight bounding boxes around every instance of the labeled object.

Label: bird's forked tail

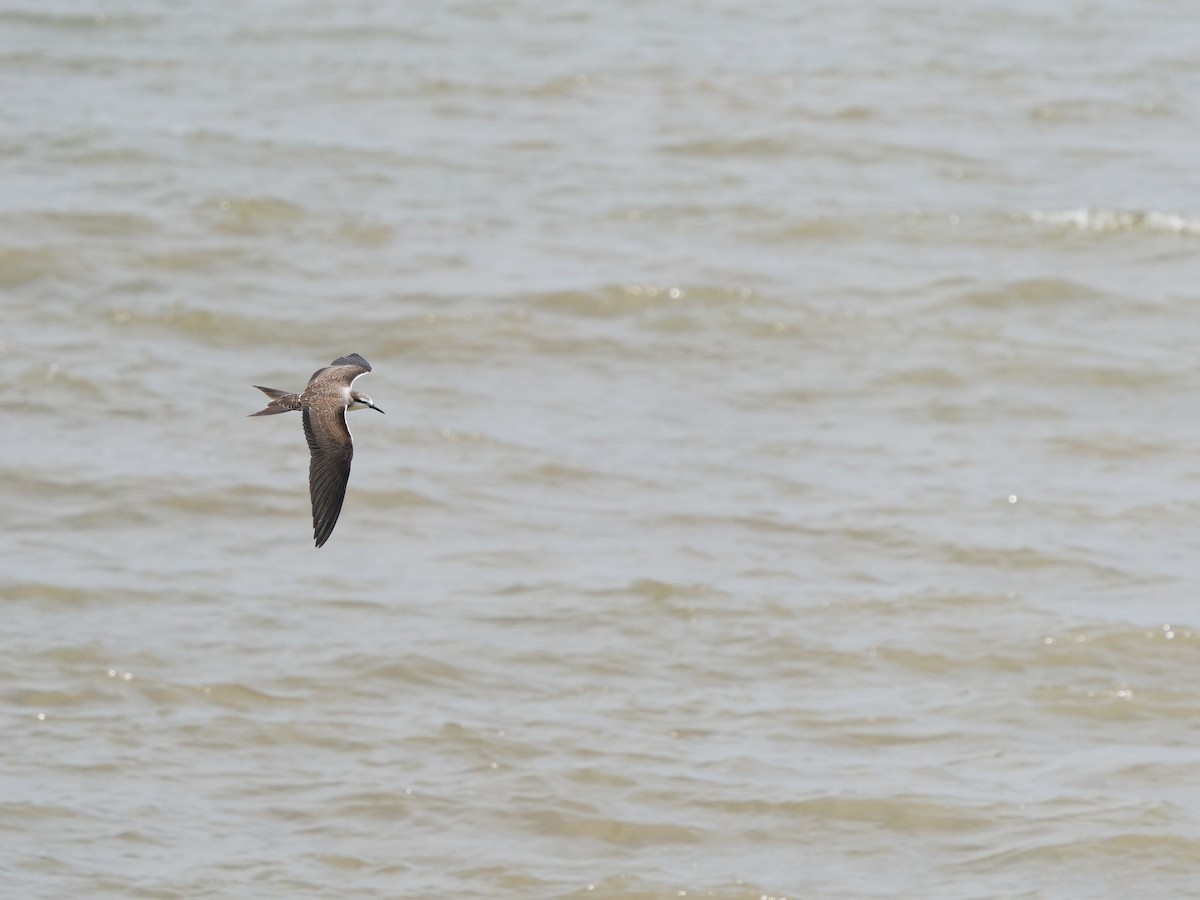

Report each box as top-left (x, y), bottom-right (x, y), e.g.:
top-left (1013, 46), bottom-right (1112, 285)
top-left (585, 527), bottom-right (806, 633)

top-left (248, 386), bottom-right (303, 416)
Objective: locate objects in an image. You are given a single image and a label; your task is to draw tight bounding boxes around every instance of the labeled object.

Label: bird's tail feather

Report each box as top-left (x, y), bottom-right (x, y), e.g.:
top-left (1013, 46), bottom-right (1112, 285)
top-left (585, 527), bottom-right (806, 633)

top-left (248, 386), bottom-right (302, 416)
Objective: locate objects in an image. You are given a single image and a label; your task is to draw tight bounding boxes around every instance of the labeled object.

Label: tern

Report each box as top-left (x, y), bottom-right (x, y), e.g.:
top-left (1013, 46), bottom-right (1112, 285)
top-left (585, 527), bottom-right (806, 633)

top-left (249, 353), bottom-right (383, 547)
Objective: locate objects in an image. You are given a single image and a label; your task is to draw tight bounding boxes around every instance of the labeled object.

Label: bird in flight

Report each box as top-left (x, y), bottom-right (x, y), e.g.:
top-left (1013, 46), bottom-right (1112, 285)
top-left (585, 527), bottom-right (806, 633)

top-left (249, 353), bottom-right (384, 547)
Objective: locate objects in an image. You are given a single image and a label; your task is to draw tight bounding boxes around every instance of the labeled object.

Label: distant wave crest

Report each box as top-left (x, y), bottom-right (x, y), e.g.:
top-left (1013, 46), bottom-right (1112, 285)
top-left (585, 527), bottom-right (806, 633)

top-left (1027, 208), bottom-right (1200, 236)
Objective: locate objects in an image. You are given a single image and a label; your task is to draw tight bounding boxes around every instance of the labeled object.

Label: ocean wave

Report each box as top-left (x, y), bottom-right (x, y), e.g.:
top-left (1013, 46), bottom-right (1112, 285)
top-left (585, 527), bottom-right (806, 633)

top-left (1027, 208), bottom-right (1200, 236)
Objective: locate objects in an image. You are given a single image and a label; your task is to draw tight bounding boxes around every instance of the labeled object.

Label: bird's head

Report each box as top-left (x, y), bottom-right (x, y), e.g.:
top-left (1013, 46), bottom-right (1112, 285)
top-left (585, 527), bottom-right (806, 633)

top-left (348, 392), bottom-right (385, 414)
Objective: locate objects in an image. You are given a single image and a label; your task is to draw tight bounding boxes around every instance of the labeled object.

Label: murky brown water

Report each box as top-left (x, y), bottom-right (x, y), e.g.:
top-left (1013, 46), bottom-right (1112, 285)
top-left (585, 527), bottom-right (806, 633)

top-left (5, 2), bottom-right (1200, 897)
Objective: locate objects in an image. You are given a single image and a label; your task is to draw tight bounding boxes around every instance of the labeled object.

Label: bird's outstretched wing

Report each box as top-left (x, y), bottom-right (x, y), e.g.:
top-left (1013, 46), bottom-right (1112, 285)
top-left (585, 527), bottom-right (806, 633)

top-left (308, 353), bottom-right (372, 386)
top-left (302, 404), bottom-right (355, 547)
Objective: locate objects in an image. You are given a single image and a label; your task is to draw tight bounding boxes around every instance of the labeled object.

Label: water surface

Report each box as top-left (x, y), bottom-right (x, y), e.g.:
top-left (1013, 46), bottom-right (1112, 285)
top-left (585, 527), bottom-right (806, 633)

top-left (5, 2), bottom-right (1200, 897)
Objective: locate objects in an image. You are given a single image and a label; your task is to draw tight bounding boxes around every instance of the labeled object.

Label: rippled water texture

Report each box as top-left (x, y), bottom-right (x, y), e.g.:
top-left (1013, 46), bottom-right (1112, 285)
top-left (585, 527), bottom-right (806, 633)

top-left (5, 2), bottom-right (1200, 897)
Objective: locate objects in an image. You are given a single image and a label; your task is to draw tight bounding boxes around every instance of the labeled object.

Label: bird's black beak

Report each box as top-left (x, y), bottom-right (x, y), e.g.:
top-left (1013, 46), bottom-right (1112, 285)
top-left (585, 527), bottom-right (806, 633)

top-left (372, 405), bottom-right (385, 414)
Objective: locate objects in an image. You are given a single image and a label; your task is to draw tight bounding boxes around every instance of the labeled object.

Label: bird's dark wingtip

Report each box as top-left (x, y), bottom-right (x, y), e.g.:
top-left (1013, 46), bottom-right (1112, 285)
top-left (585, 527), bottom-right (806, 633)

top-left (314, 521), bottom-right (336, 547)
top-left (331, 352), bottom-right (371, 371)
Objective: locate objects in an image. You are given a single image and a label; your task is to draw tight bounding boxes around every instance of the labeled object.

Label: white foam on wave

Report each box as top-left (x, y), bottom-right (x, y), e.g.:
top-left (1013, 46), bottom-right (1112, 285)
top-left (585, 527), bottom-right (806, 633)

top-left (1027, 208), bottom-right (1200, 236)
